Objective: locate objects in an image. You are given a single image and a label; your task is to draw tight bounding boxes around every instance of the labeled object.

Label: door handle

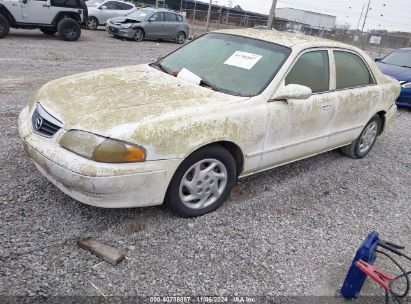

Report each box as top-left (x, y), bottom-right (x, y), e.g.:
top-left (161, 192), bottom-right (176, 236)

top-left (43, 4), bottom-right (50, 7)
top-left (320, 104), bottom-right (332, 110)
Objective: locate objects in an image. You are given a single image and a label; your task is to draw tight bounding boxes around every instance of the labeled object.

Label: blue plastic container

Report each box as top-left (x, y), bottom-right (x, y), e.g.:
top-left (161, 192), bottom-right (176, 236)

top-left (341, 231), bottom-right (379, 299)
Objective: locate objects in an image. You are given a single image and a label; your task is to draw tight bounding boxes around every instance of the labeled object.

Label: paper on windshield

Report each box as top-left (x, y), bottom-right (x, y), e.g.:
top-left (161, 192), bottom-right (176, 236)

top-left (177, 68), bottom-right (202, 86)
top-left (224, 51), bottom-right (263, 70)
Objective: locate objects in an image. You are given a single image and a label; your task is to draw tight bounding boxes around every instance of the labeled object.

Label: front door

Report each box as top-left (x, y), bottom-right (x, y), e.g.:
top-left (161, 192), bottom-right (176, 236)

top-left (144, 12), bottom-right (166, 38)
top-left (21, 0), bottom-right (52, 24)
top-left (260, 49), bottom-right (339, 170)
top-left (3, 0), bottom-right (23, 22)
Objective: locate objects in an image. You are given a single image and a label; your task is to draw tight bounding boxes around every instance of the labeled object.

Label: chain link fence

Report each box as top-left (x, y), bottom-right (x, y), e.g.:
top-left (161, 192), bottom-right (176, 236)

top-left (181, 8), bottom-right (411, 59)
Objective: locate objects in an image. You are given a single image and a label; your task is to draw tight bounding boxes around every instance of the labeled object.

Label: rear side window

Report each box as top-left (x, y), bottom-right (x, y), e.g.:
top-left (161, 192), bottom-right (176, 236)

top-left (164, 13), bottom-right (177, 22)
top-left (334, 51), bottom-right (374, 89)
top-left (102, 1), bottom-right (118, 9)
top-left (285, 50), bottom-right (329, 93)
top-left (176, 15), bottom-right (183, 22)
top-left (117, 2), bottom-right (133, 10)
top-left (51, 0), bottom-right (79, 7)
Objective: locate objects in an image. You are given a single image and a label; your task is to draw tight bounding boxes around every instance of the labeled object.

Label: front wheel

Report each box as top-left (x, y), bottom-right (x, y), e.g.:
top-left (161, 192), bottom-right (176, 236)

top-left (0, 14), bottom-right (10, 39)
top-left (57, 18), bottom-right (81, 41)
top-left (341, 115), bottom-right (382, 159)
top-left (134, 28), bottom-right (144, 42)
top-left (165, 146), bottom-right (237, 218)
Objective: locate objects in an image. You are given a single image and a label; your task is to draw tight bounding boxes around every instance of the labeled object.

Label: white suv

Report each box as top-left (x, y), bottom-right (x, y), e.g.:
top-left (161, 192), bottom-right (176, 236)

top-left (0, 0), bottom-right (87, 41)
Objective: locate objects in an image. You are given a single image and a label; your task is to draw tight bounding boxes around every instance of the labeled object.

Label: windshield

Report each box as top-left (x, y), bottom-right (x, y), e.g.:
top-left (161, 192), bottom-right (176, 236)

top-left (381, 50), bottom-right (411, 68)
top-left (126, 9), bottom-right (150, 21)
top-left (159, 33), bottom-right (291, 96)
top-left (86, 0), bottom-right (103, 7)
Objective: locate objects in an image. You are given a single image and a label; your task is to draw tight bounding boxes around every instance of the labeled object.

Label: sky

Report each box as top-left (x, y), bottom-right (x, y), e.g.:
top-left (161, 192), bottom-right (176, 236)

top-left (199, 0), bottom-right (411, 32)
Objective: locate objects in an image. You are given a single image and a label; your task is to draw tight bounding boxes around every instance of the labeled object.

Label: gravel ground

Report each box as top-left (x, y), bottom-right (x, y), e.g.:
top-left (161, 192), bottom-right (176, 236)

top-left (0, 29), bottom-right (410, 301)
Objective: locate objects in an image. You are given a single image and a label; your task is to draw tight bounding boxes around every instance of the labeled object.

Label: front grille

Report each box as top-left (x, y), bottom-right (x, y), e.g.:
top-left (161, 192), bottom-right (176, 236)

top-left (31, 103), bottom-right (63, 137)
top-left (109, 26), bottom-right (119, 33)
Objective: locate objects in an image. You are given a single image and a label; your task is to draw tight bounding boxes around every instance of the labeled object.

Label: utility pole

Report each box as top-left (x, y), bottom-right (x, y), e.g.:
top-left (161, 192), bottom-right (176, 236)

top-left (361, 0), bottom-right (371, 35)
top-left (267, 0), bottom-right (277, 29)
top-left (155, 0), bottom-right (159, 8)
top-left (180, 0), bottom-right (183, 12)
top-left (205, 0), bottom-right (212, 32)
top-left (193, 0), bottom-right (197, 21)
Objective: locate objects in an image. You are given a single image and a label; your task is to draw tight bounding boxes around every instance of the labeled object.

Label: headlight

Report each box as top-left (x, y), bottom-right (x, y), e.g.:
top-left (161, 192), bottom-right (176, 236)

top-left (401, 81), bottom-right (411, 89)
top-left (59, 130), bottom-right (146, 163)
top-left (121, 24), bottom-right (132, 29)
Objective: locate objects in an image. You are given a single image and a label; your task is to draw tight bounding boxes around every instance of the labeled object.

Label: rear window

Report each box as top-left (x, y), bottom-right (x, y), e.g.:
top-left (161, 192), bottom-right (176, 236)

top-left (334, 51), bottom-right (374, 89)
top-left (176, 15), bottom-right (183, 22)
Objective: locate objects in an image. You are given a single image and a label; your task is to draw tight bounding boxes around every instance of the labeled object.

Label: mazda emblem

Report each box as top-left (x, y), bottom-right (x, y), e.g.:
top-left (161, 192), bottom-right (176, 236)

top-left (35, 117), bottom-right (43, 130)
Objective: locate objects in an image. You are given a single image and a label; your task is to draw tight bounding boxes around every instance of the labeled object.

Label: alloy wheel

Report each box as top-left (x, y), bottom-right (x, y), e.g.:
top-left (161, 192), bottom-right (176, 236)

top-left (87, 18), bottom-right (97, 30)
top-left (179, 159), bottom-right (228, 210)
top-left (359, 121), bottom-right (378, 154)
top-left (64, 24), bottom-right (77, 39)
top-left (134, 30), bottom-right (143, 42)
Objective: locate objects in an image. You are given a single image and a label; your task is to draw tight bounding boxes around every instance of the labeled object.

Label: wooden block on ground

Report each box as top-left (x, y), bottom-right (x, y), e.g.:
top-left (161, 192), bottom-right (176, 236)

top-left (77, 238), bottom-right (125, 265)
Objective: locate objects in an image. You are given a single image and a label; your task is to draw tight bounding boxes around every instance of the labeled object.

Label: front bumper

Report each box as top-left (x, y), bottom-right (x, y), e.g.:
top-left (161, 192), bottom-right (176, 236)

top-left (106, 23), bottom-right (134, 39)
top-left (396, 88), bottom-right (411, 108)
top-left (18, 106), bottom-right (182, 208)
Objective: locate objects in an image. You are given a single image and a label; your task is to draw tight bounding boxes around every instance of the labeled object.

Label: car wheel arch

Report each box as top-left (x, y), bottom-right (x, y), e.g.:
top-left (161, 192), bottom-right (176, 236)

top-left (182, 140), bottom-right (244, 178)
top-left (0, 5), bottom-right (16, 26)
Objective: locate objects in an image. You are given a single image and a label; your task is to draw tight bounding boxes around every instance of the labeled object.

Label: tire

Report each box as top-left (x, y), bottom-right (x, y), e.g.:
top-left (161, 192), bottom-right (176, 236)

top-left (175, 31), bottom-right (186, 44)
top-left (341, 115), bottom-right (382, 159)
top-left (40, 27), bottom-right (57, 35)
top-left (57, 18), bottom-right (81, 41)
top-left (165, 145), bottom-right (237, 218)
top-left (134, 28), bottom-right (144, 42)
top-left (0, 14), bottom-right (10, 39)
top-left (87, 17), bottom-right (98, 30)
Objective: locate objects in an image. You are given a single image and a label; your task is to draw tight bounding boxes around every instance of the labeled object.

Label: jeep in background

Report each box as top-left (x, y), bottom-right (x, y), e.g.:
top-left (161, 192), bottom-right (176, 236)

top-left (0, 0), bottom-right (87, 41)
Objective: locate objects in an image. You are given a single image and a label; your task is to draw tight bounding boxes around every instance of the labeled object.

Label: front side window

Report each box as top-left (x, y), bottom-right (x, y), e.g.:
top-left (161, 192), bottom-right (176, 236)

top-left (126, 9), bottom-right (149, 21)
top-left (334, 51), bottom-right (374, 89)
top-left (285, 50), bottom-right (329, 93)
top-left (159, 33), bottom-right (291, 97)
top-left (118, 2), bottom-right (133, 10)
top-left (102, 1), bottom-right (117, 9)
top-left (151, 12), bottom-right (165, 22)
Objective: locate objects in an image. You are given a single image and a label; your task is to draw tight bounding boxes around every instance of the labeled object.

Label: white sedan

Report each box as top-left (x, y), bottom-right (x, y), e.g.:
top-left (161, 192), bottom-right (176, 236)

top-left (86, 0), bottom-right (136, 30)
top-left (19, 29), bottom-right (400, 217)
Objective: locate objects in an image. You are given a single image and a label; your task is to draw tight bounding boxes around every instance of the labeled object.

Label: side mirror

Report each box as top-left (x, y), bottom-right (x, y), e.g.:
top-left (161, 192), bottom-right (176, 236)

top-left (375, 57), bottom-right (381, 62)
top-left (148, 17), bottom-right (155, 22)
top-left (99, 5), bottom-right (107, 9)
top-left (271, 84), bottom-right (312, 101)
top-left (22, 0), bottom-right (27, 3)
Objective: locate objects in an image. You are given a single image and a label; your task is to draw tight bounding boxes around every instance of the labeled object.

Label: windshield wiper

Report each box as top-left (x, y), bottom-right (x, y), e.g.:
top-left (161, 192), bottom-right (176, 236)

top-left (200, 79), bottom-right (219, 91)
top-left (151, 62), bottom-right (171, 75)
top-left (400, 65), bottom-right (411, 68)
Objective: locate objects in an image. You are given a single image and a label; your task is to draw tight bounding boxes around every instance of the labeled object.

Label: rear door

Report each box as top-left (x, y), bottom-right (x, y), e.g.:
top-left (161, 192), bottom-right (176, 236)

top-left (327, 49), bottom-right (380, 148)
top-left (21, 0), bottom-right (53, 24)
top-left (163, 12), bottom-right (179, 39)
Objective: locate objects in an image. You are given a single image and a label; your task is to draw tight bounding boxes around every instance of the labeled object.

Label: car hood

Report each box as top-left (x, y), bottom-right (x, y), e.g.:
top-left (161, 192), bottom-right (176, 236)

top-left (109, 16), bottom-right (141, 23)
top-left (376, 62), bottom-right (411, 82)
top-left (32, 65), bottom-right (247, 137)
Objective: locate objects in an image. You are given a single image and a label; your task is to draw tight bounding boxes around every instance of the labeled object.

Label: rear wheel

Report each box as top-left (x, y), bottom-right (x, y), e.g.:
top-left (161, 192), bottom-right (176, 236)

top-left (165, 146), bottom-right (236, 218)
top-left (134, 28), bottom-right (144, 42)
top-left (175, 31), bottom-right (186, 44)
top-left (87, 17), bottom-right (98, 30)
top-left (57, 18), bottom-right (81, 41)
top-left (40, 27), bottom-right (57, 35)
top-left (341, 115), bottom-right (382, 159)
top-left (0, 14), bottom-right (10, 39)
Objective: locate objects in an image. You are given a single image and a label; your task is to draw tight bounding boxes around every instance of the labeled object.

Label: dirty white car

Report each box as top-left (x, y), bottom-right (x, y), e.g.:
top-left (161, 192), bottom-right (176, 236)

top-left (19, 29), bottom-right (400, 217)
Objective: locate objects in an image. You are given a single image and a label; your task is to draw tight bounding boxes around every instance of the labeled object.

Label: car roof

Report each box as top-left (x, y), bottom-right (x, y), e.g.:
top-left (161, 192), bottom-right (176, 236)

top-left (140, 7), bottom-right (182, 14)
top-left (213, 29), bottom-right (358, 52)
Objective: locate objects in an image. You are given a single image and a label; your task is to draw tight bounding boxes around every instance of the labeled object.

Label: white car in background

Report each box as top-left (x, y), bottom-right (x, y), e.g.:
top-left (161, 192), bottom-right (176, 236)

top-left (86, 0), bottom-right (135, 30)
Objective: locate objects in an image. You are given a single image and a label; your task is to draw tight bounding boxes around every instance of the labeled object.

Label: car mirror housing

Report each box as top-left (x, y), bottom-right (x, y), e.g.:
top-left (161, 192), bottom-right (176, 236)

top-left (375, 57), bottom-right (382, 62)
top-left (271, 84), bottom-right (312, 101)
top-left (100, 5), bottom-right (107, 9)
top-left (148, 17), bottom-right (155, 22)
